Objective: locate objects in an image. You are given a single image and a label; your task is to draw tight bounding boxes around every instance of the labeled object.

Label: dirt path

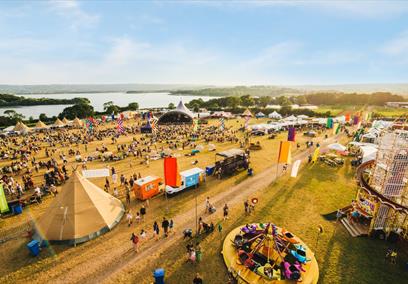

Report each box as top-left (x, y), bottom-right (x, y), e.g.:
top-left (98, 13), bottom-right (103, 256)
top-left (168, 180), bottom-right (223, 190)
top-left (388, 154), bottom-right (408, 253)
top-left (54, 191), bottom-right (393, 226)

top-left (78, 134), bottom-right (342, 284)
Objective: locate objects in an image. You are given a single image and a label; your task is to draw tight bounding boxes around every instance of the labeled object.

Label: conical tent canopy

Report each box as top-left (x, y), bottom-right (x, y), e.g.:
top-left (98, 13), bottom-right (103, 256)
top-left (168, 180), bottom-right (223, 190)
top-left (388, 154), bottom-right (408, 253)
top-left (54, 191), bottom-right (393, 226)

top-left (13, 121), bottom-right (30, 133)
top-left (72, 117), bottom-right (83, 127)
top-left (62, 117), bottom-right (71, 124)
top-left (35, 120), bottom-right (48, 129)
top-left (34, 171), bottom-right (124, 245)
top-left (54, 118), bottom-right (65, 127)
top-left (242, 108), bottom-right (253, 117)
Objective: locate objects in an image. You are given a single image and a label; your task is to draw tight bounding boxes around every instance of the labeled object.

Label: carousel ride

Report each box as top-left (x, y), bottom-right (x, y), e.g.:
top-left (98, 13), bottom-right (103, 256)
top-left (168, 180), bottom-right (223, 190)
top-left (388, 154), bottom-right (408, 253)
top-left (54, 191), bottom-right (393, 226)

top-left (222, 223), bottom-right (319, 283)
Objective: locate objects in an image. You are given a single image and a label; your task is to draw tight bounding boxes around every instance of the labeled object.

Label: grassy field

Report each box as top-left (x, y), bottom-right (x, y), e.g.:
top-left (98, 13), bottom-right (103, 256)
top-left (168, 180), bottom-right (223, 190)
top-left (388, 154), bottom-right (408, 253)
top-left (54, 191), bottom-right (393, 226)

top-left (314, 104), bottom-right (407, 118)
top-left (134, 162), bottom-right (408, 284)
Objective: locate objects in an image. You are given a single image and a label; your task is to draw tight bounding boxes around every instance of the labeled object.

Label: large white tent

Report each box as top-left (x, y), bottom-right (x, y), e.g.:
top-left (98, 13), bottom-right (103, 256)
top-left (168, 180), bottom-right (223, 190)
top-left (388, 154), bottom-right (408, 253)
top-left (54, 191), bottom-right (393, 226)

top-left (268, 111), bottom-right (282, 119)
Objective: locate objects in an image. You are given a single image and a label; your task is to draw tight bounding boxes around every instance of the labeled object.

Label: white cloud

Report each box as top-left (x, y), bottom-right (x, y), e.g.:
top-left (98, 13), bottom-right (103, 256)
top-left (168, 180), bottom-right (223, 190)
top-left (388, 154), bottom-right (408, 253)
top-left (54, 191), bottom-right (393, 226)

top-left (381, 31), bottom-right (408, 56)
top-left (48, 0), bottom-right (100, 29)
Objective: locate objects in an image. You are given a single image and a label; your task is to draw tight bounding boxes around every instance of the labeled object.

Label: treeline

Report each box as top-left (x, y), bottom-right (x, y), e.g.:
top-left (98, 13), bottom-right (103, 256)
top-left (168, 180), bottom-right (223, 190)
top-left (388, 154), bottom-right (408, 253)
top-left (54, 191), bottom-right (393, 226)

top-left (297, 92), bottom-right (404, 106)
top-left (186, 92), bottom-right (405, 111)
top-left (172, 86), bottom-right (302, 97)
top-left (0, 93), bottom-right (90, 107)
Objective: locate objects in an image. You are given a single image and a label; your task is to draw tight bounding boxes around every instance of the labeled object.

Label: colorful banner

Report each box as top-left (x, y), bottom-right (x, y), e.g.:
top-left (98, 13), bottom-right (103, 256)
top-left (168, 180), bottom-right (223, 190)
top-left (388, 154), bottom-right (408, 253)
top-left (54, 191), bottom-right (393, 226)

top-left (278, 141), bottom-right (292, 164)
top-left (287, 127), bottom-right (296, 142)
top-left (0, 183), bottom-right (9, 213)
top-left (312, 147), bottom-right (320, 163)
top-left (291, 160), bottom-right (301, 178)
top-left (353, 115), bottom-right (359, 125)
top-left (244, 116), bottom-right (250, 130)
top-left (345, 113), bottom-right (350, 122)
top-left (220, 117), bottom-right (225, 131)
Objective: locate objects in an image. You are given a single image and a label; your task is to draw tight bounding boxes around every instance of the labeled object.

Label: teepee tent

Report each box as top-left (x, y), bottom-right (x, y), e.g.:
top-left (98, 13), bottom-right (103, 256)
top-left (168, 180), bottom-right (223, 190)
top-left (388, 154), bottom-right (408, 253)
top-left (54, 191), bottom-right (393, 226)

top-left (34, 120), bottom-right (48, 129)
top-left (72, 117), bottom-right (83, 128)
top-left (241, 108), bottom-right (253, 117)
top-left (34, 171), bottom-right (125, 245)
top-left (62, 117), bottom-right (71, 125)
top-left (13, 122), bottom-right (30, 133)
top-left (53, 118), bottom-right (65, 127)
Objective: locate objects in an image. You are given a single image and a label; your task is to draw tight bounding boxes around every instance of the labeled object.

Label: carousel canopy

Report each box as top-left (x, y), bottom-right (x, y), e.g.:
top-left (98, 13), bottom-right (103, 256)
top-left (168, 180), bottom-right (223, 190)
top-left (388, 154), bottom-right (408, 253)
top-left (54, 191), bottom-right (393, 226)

top-left (34, 171), bottom-right (124, 245)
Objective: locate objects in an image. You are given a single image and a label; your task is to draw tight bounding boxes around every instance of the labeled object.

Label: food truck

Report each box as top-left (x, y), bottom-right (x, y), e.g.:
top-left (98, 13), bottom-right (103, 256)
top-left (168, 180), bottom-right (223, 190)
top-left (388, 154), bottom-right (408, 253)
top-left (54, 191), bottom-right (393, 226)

top-left (165, 167), bottom-right (205, 195)
top-left (133, 176), bottom-right (163, 200)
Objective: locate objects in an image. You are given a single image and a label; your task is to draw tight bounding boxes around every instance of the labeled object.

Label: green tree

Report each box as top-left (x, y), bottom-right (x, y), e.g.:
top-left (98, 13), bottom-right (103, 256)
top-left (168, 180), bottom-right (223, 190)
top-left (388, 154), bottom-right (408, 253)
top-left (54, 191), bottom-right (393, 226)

top-left (226, 96), bottom-right (241, 108)
top-left (39, 113), bottom-right (48, 122)
top-left (4, 109), bottom-right (16, 117)
top-left (60, 103), bottom-right (94, 119)
top-left (127, 102), bottom-right (139, 111)
top-left (168, 102), bottom-right (176, 109)
top-left (240, 95), bottom-right (254, 107)
top-left (103, 101), bottom-right (120, 114)
top-left (258, 96), bottom-right (271, 108)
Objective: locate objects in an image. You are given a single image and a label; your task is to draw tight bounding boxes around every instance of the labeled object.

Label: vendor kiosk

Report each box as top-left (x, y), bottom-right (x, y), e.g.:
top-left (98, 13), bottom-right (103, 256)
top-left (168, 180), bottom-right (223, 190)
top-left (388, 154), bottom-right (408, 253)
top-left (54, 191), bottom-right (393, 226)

top-left (133, 176), bottom-right (163, 200)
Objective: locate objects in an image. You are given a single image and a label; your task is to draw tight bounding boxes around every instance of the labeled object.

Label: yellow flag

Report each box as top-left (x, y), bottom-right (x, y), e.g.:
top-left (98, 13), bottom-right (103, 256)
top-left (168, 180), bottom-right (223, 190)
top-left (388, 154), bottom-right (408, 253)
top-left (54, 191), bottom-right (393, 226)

top-left (312, 147), bottom-right (320, 163)
top-left (278, 141), bottom-right (292, 164)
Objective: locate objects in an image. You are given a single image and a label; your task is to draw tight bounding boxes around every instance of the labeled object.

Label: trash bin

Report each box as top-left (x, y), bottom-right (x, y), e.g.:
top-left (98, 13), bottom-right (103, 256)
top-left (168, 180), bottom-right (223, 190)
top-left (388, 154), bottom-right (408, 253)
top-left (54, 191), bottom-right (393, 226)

top-left (12, 204), bottom-right (23, 215)
top-left (153, 268), bottom-right (165, 284)
top-left (206, 165), bottom-right (215, 176)
top-left (26, 240), bottom-right (40, 256)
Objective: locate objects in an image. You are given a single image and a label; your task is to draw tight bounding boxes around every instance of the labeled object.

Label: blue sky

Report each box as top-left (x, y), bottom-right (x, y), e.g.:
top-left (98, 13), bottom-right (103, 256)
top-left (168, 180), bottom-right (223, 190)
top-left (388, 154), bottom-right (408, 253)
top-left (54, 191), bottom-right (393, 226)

top-left (0, 0), bottom-right (407, 85)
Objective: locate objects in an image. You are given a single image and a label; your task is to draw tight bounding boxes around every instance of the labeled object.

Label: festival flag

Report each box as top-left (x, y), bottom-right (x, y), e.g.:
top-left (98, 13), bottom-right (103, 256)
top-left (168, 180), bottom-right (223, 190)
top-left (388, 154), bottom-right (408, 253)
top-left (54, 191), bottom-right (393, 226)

top-left (291, 160), bottom-right (301, 178)
top-left (116, 117), bottom-right (124, 134)
top-left (345, 113), bottom-right (351, 123)
top-left (326, 117), bottom-right (333, 129)
top-left (312, 147), bottom-right (320, 163)
top-left (335, 123), bottom-right (341, 134)
top-left (150, 116), bottom-right (158, 133)
top-left (193, 119), bottom-right (199, 132)
top-left (332, 123), bottom-right (340, 135)
top-left (86, 117), bottom-right (93, 132)
top-left (219, 117), bottom-right (225, 131)
top-left (164, 157), bottom-right (180, 187)
top-left (101, 115), bottom-right (106, 123)
top-left (244, 116), bottom-right (250, 130)
top-left (353, 115), bottom-right (359, 125)
top-left (287, 127), bottom-right (296, 142)
top-left (0, 183), bottom-right (9, 213)
top-left (111, 112), bottom-right (115, 121)
top-left (278, 141), bottom-right (292, 164)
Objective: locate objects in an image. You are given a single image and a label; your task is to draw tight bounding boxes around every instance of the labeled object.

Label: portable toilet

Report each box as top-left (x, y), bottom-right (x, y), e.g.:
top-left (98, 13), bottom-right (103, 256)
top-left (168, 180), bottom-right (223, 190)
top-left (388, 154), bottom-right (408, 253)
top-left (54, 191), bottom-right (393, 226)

top-left (133, 176), bottom-right (162, 200)
top-left (180, 168), bottom-right (205, 188)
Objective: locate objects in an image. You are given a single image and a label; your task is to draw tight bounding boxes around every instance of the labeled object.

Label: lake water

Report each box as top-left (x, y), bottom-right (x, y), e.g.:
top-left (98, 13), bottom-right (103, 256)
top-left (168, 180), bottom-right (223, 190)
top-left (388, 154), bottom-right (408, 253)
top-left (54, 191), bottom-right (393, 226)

top-left (0, 92), bottom-right (214, 118)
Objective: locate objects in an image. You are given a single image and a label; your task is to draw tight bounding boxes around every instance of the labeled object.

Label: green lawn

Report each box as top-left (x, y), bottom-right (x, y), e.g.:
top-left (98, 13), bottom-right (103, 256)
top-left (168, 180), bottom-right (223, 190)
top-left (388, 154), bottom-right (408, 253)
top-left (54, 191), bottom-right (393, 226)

top-left (135, 161), bottom-right (408, 284)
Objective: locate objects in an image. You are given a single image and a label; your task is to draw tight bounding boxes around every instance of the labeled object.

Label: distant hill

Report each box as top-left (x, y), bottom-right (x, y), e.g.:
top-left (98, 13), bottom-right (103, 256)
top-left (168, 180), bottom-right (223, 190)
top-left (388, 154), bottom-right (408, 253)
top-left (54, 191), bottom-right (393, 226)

top-left (0, 84), bottom-right (211, 95)
top-left (171, 86), bottom-right (303, 97)
top-left (289, 84), bottom-right (408, 96)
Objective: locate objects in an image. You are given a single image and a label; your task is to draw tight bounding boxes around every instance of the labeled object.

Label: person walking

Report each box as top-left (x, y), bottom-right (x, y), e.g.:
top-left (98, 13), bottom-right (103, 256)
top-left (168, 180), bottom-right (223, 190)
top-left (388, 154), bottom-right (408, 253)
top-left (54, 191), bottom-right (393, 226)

top-left (130, 232), bottom-right (139, 252)
top-left (195, 242), bottom-right (202, 263)
top-left (169, 219), bottom-right (174, 234)
top-left (223, 203), bottom-right (229, 221)
top-left (162, 217), bottom-right (170, 237)
top-left (140, 205), bottom-right (146, 221)
top-left (126, 210), bottom-right (133, 227)
top-left (125, 188), bottom-right (131, 206)
top-left (205, 197), bottom-right (210, 213)
top-left (193, 273), bottom-right (203, 284)
top-left (153, 221), bottom-right (160, 240)
top-left (244, 199), bottom-right (249, 215)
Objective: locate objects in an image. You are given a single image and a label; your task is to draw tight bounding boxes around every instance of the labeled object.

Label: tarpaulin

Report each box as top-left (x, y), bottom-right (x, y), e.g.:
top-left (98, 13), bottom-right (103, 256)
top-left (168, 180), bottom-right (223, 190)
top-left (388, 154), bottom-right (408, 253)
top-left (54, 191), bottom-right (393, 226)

top-left (164, 157), bottom-right (179, 187)
top-left (287, 127), bottom-right (296, 142)
top-left (278, 141), bottom-right (292, 164)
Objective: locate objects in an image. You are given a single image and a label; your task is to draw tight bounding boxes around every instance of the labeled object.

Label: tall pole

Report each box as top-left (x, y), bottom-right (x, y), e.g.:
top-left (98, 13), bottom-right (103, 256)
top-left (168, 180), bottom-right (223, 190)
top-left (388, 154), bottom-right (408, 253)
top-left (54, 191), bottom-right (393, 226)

top-left (195, 194), bottom-right (198, 236)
